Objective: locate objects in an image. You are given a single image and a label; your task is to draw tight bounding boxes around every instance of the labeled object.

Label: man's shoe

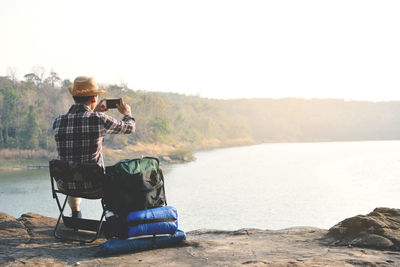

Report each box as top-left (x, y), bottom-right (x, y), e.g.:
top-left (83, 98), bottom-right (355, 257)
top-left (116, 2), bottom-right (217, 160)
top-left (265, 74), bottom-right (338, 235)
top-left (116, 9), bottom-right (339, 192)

top-left (71, 211), bottom-right (82, 232)
top-left (72, 210), bottom-right (82, 219)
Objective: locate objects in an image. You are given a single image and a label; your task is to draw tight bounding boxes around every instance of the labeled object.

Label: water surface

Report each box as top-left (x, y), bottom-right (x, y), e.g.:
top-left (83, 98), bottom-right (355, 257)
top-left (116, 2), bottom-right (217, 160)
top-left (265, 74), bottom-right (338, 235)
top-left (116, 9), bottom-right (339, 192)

top-left (1, 141), bottom-right (399, 231)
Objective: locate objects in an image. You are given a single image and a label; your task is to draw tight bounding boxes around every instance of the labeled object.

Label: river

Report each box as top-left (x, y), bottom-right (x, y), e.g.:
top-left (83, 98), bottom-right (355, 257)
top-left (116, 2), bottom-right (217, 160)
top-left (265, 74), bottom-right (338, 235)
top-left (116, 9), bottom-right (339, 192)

top-left (1, 140), bottom-right (399, 231)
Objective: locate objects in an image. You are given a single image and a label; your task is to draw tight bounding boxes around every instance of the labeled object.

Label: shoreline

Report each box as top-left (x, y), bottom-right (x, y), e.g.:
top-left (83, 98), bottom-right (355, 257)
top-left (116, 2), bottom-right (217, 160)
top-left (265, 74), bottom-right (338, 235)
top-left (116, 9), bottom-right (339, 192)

top-left (2, 138), bottom-right (400, 171)
top-left (0, 138), bottom-right (256, 171)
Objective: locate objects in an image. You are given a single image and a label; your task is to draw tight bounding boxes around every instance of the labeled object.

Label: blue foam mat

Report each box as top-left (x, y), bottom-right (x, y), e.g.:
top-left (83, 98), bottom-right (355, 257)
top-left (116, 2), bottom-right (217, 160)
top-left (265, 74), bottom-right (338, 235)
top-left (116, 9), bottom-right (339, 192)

top-left (100, 229), bottom-right (186, 255)
top-left (127, 206), bottom-right (177, 223)
top-left (128, 221), bottom-right (178, 237)
top-left (126, 206), bottom-right (178, 237)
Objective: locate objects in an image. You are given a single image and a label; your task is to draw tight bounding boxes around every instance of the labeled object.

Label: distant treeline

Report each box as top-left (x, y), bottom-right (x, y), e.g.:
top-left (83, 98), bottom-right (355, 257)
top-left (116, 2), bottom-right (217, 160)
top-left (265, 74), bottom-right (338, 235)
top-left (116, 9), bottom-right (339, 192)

top-left (220, 98), bottom-right (400, 142)
top-left (1, 71), bottom-right (400, 153)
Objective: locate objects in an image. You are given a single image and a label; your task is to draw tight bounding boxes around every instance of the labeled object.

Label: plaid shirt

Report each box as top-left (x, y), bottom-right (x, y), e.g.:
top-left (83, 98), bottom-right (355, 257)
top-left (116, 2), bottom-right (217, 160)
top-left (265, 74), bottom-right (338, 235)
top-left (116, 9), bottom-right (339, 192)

top-left (53, 104), bottom-right (135, 167)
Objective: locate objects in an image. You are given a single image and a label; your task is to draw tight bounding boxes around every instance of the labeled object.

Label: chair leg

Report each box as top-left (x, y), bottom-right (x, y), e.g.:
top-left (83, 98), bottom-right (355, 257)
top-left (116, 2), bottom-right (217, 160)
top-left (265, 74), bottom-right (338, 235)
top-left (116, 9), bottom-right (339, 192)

top-left (77, 199), bottom-right (106, 243)
top-left (65, 208), bottom-right (105, 243)
top-left (54, 195), bottom-right (68, 241)
top-left (53, 193), bottom-right (106, 243)
top-left (88, 209), bottom-right (106, 243)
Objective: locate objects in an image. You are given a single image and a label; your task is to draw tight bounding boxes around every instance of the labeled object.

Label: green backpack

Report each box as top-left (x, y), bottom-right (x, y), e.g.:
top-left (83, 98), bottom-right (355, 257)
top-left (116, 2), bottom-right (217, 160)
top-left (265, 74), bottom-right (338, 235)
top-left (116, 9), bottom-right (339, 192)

top-left (103, 157), bottom-right (167, 218)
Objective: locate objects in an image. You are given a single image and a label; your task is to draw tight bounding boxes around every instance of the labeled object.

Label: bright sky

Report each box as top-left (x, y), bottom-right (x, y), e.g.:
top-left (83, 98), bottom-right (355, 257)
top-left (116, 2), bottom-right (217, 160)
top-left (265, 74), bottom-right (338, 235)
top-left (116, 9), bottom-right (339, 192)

top-left (1, 0), bottom-right (399, 100)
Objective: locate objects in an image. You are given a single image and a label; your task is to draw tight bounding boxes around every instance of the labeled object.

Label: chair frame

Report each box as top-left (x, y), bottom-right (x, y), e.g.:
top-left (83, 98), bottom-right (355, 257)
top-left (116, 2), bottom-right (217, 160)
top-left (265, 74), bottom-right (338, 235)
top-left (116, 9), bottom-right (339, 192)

top-left (50, 160), bottom-right (107, 243)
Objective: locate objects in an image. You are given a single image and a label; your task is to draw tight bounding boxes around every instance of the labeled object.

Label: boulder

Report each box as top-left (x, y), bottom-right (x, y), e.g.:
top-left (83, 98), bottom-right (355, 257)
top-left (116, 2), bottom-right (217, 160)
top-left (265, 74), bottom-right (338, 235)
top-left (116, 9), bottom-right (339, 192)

top-left (0, 212), bottom-right (30, 245)
top-left (17, 212), bottom-right (58, 244)
top-left (327, 207), bottom-right (400, 249)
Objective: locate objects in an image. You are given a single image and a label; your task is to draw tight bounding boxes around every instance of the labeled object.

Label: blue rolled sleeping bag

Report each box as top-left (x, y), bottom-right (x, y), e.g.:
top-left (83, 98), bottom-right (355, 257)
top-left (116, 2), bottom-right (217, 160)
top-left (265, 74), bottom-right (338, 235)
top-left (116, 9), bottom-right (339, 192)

top-left (100, 229), bottom-right (186, 255)
top-left (126, 206), bottom-right (178, 237)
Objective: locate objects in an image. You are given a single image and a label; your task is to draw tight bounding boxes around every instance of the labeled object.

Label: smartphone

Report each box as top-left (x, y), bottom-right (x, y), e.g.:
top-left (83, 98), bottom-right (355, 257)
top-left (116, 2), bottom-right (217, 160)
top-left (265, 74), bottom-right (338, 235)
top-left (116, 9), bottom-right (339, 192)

top-left (106, 99), bottom-right (120, 109)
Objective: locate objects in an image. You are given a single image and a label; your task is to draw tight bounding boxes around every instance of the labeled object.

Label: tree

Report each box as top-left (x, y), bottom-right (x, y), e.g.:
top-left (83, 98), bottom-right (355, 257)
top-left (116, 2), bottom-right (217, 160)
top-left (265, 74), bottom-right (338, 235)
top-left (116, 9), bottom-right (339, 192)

top-left (31, 65), bottom-right (45, 86)
top-left (44, 71), bottom-right (61, 88)
top-left (0, 125), bottom-right (3, 148)
top-left (24, 73), bottom-right (40, 85)
top-left (6, 67), bottom-right (18, 86)
top-left (62, 79), bottom-right (72, 89)
top-left (21, 106), bottom-right (41, 149)
top-left (149, 116), bottom-right (171, 141)
top-left (0, 87), bottom-right (19, 147)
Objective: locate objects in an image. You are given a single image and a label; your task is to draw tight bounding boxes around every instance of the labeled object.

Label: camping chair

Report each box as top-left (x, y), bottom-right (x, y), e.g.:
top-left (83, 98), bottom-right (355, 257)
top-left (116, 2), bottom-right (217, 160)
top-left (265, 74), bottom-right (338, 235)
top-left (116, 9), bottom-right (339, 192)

top-left (49, 159), bottom-right (107, 243)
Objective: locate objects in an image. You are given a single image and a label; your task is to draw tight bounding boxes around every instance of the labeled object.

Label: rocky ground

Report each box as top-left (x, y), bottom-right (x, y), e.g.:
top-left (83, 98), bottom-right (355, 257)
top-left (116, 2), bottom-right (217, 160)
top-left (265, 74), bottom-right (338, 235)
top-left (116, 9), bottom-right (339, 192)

top-left (1, 208), bottom-right (400, 266)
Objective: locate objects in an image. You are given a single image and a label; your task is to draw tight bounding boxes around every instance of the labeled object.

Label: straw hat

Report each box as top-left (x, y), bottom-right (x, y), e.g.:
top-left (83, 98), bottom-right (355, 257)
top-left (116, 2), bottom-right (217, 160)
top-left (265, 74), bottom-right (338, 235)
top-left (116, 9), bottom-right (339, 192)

top-left (68, 76), bottom-right (107, 96)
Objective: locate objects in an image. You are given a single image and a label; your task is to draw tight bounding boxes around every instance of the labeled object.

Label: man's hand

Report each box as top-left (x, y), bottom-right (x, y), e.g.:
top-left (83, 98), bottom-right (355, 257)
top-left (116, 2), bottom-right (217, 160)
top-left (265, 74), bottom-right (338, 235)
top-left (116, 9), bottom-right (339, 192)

top-left (116, 98), bottom-right (132, 116)
top-left (93, 99), bottom-right (109, 112)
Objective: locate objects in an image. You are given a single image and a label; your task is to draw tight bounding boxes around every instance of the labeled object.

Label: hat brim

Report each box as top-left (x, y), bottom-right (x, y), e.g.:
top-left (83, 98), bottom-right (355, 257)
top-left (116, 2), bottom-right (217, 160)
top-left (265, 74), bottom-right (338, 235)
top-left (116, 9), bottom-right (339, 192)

top-left (68, 86), bottom-right (108, 96)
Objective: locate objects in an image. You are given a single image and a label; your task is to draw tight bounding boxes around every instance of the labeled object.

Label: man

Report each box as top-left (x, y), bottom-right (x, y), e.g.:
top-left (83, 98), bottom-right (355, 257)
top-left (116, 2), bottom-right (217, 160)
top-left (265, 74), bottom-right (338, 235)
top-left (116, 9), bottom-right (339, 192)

top-left (53, 76), bottom-right (135, 218)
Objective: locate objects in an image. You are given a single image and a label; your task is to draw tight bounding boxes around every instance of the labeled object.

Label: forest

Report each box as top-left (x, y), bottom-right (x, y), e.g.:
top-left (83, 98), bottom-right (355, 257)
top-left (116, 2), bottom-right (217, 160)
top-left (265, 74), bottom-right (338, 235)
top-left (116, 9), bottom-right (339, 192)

top-left (0, 73), bottom-right (249, 151)
top-left (1, 69), bottom-right (400, 166)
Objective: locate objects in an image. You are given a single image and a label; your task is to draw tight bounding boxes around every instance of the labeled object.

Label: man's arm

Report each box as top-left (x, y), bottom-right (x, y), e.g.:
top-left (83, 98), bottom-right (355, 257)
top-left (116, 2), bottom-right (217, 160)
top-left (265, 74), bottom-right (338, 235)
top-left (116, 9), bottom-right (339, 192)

top-left (101, 98), bottom-right (135, 135)
top-left (103, 114), bottom-right (135, 134)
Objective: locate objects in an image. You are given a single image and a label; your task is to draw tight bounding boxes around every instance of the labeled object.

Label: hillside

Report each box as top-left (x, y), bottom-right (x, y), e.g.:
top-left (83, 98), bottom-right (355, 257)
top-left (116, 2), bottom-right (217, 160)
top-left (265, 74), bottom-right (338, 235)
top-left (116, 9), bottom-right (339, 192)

top-left (1, 73), bottom-right (400, 167)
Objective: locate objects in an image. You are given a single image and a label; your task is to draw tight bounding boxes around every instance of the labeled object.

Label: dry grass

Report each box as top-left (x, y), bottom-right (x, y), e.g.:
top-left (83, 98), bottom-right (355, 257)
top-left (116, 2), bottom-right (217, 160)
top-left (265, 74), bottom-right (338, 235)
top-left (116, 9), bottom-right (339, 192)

top-left (201, 138), bottom-right (222, 147)
top-left (102, 143), bottom-right (177, 162)
top-left (129, 143), bottom-right (176, 154)
top-left (103, 143), bottom-right (176, 157)
top-left (0, 149), bottom-right (56, 159)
